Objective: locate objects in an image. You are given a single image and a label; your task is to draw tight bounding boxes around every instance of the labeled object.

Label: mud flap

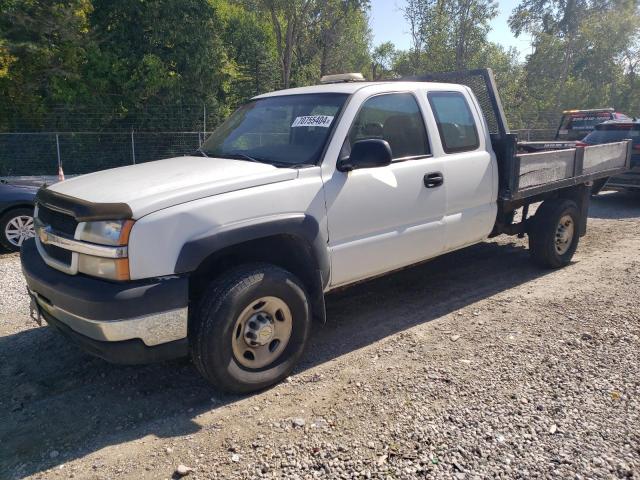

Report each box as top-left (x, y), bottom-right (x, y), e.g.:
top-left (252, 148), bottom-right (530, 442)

top-left (575, 184), bottom-right (591, 237)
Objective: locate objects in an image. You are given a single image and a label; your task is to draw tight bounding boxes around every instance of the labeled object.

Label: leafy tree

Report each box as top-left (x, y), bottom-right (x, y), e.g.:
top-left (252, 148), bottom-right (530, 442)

top-left (2, 0), bottom-right (637, 144)
top-left (0, 0), bottom-right (93, 129)
top-left (216, 1), bottom-right (280, 106)
top-left (88, 0), bottom-right (230, 127)
top-left (399, 0), bottom-right (497, 73)
top-left (256, 0), bottom-right (315, 88)
top-left (510, 0), bottom-right (640, 120)
top-left (371, 41), bottom-right (397, 79)
top-left (314, 0), bottom-right (371, 77)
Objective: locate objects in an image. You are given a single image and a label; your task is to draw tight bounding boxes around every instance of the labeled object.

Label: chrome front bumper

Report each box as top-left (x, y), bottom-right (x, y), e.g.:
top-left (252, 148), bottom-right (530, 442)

top-left (29, 288), bottom-right (187, 346)
top-left (21, 238), bottom-right (190, 363)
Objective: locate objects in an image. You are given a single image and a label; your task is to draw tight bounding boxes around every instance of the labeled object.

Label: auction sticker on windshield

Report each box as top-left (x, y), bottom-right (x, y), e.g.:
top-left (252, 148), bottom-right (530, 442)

top-left (291, 115), bottom-right (334, 128)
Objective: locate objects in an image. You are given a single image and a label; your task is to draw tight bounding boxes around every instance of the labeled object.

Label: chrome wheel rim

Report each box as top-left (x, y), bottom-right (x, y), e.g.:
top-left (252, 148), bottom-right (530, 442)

top-left (4, 215), bottom-right (35, 247)
top-left (555, 214), bottom-right (574, 255)
top-left (231, 296), bottom-right (293, 369)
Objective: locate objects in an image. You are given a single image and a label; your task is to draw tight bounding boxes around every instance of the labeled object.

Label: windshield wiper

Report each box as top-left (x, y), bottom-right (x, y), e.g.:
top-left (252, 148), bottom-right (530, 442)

top-left (214, 153), bottom-right (313, 169)
top-left (223, 152), bottom-right (265, 164)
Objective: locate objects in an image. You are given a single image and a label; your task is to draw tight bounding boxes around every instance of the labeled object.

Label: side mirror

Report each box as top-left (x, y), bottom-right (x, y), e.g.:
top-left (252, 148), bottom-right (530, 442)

top-left (337, 139), bottom-right (392, 172)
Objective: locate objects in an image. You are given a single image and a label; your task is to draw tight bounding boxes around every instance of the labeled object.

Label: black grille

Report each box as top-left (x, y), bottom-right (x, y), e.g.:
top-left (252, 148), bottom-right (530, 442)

top-left (38, 204), bottom-right (78, 236)
top-left (42, 243), bottom-right (72, 264)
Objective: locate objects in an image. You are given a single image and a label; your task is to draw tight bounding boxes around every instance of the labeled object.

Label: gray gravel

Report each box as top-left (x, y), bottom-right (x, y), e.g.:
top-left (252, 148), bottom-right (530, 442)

top-left (0, 252), bottom-right (31, 333)
top-left (1, 191), bottom-right (639, 479)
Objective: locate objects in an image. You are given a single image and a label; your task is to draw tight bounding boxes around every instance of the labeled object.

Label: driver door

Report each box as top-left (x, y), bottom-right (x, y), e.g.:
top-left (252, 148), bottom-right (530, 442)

top-left (323, 92), bottom-right (447, 288)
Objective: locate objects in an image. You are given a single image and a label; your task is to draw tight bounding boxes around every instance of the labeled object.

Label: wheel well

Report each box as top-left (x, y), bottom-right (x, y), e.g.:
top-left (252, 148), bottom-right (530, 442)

top-left (188, 234), bottom-right (324, 320)
top-left (1, 204), bottom-right (34, 218)
top-left (493, 183), bottom-right (590, 238)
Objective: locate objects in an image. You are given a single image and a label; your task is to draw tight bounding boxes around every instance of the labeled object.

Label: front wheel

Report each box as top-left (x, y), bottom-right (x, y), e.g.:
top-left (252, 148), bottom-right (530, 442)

top-left (528, 199), bottom-right (580, 269)
top-left (190, 263), bottom-right (311, 393)
top-left (0, 208), bottom-right (35, 252)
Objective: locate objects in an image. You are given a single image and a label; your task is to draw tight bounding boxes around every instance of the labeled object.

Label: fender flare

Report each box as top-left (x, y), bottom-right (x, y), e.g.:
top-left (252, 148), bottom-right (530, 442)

top-left (173, 214), bottom-right (330, 288)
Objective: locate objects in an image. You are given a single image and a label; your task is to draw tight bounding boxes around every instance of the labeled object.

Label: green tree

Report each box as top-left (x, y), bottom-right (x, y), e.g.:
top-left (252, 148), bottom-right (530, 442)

top-left (400, 0), bottom-right (497, 73)
top-left (257, 0), bottom-right (315, 88)
top-left (0, 0), bottom-right (93, 129)
top-left (88, 0), bottom-right (230, 127)
top-left (315, 0), bottom-right (371, 77)
top-left (216, 0), bottom-right (280, 106)
top-left (510, 0), bottom-right (640, 118)
top-left (371, 41), bottom-right (397, 79)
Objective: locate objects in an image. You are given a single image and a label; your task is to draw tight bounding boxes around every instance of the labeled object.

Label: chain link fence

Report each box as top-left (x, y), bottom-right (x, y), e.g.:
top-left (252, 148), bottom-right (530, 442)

top-left (510, 128), bottom-right (558, 141)
top-left (0, 99), bottom-right (564, 178)
top-left (0, 131), bottom-right (207, 176)
top-left (0, 128), bottom-right (560, 178)
top-left (0, 102), bottom-right (221, 178)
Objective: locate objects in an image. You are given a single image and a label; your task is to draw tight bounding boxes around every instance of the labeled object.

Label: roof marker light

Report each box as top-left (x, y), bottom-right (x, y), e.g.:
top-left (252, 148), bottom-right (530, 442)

top-left (320, 73), bottom-right (365, 84)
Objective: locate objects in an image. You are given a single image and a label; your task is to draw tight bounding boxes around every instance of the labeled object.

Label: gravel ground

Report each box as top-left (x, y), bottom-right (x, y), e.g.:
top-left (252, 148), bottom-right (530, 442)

top-left (1, 191), bottom-right (639, 480)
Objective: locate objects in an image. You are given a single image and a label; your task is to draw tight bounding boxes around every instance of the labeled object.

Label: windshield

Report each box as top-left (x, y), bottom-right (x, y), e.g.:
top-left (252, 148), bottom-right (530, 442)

top-left (201, 93), bottom-right (349, 166)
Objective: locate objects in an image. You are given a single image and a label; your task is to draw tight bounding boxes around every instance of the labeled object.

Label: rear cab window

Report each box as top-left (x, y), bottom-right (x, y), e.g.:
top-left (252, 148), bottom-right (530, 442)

top-left (427, 91), bottom-right (479, 153)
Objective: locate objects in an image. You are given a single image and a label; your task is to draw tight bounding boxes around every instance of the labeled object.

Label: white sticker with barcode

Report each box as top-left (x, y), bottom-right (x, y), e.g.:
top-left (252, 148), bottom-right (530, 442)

top-left (291, 115), bottom-right (334, 128)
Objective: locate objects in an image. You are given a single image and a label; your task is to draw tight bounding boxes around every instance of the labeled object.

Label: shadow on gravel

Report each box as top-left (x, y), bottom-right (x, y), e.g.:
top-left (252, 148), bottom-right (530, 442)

top-left (1, 239), bottom-right (551, 478)
top-left (589, 190), bottom-right (640, 220)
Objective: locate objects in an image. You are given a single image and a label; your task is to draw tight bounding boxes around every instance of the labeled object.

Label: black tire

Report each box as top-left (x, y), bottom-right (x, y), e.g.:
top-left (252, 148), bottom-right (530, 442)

top-left (0, 207), bottom-right (35, 252)
top-left (190, 263), bottom-right (311, 393)
top-left (528, 199), bottom-right (580, 269)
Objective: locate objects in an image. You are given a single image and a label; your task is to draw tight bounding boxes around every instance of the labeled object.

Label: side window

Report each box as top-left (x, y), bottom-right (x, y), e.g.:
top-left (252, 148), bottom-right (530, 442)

top-left (428, 92), bottom-right (479, 153)
top-left (346, 93), bottom-right (430, 160)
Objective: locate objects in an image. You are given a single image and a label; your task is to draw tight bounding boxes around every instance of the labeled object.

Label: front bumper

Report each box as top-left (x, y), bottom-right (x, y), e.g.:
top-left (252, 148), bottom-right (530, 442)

top-left (21, 238), bottom-right (189, 364)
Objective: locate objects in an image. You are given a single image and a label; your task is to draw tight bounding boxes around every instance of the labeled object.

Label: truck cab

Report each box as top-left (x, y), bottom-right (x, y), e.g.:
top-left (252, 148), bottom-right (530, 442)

top-left (21, 71), bottom-right (631, 393)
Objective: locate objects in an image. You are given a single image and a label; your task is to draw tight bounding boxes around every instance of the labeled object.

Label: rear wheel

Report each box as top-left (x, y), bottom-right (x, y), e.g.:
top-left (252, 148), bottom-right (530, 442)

top-left (190, 263), bottom-right (311, 393)
top-left (528, 199), bottom-right (580, 269)
top-left (0, 208), bottom-right (35, 252)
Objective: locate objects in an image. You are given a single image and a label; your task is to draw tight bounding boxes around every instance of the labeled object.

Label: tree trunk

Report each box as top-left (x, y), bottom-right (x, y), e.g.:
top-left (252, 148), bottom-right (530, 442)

top-left (555, 0), bottom-right (577, 107)
top-left (282, 18), bottom-right (295, 88)
top-left (455, 0), bottom-right (472, 70)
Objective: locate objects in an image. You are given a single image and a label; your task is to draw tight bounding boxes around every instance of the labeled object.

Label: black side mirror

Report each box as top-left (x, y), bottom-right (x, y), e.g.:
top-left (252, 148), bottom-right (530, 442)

top-left (337, 139), bottom-right (392, 172)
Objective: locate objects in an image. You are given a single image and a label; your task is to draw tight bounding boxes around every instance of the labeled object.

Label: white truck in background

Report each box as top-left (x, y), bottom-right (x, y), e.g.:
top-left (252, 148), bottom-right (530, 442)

top-left (21, 69), bottom-right (631, 392)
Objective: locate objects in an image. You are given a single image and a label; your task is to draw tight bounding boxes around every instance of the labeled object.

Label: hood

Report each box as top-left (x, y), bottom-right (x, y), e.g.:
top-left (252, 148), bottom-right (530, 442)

top-left (47, 156), bottom-right (298, 218)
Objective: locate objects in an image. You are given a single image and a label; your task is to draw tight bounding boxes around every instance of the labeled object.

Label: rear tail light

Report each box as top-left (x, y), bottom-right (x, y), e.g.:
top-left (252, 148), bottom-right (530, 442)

top-left (575, 141), bottom-right (589, 147)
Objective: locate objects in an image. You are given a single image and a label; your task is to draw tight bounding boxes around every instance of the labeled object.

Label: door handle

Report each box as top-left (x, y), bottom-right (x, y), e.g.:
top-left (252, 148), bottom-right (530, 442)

top-left (424, 172), bottom-right (444, 188)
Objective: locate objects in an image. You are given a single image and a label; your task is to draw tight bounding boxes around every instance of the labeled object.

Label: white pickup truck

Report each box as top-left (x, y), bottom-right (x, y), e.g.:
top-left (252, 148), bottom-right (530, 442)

top-left (21, 69), bottom-right (631, 393)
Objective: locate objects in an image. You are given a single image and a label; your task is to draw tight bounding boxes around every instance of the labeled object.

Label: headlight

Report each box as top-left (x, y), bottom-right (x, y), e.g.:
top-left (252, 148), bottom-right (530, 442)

top-left (77, 220), bottom-right (133, 246)
top-left (76, 220), bottom-right (134, 281)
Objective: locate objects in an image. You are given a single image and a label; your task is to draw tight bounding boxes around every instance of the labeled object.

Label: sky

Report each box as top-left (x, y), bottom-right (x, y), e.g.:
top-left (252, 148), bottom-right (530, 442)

top-left (370, 0), bottom-right (533, 60)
